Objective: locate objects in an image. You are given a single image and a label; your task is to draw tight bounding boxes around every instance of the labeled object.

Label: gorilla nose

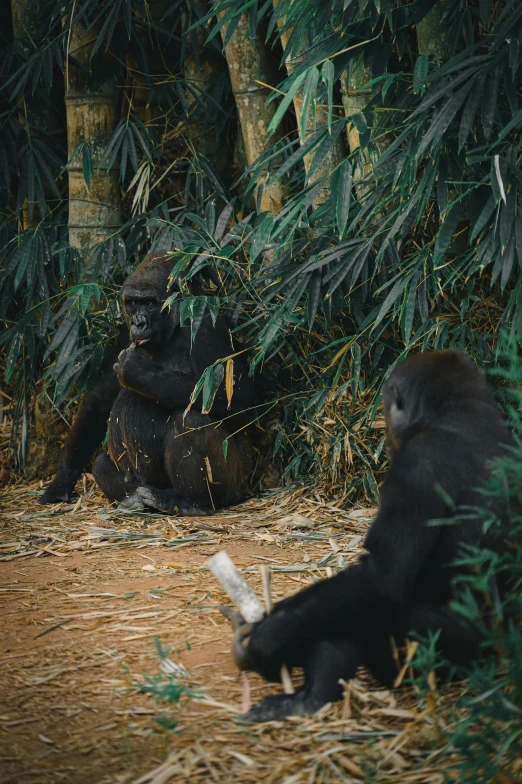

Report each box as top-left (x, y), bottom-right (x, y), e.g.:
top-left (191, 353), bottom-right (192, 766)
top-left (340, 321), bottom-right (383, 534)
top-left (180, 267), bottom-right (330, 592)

top-left (131, 317), bottom-right (148, 334)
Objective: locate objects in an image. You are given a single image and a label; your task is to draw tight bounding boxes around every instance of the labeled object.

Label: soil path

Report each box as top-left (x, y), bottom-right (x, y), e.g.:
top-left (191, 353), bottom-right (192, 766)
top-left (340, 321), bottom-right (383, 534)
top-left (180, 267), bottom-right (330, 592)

top-left (0, 479), bottom-right (430, 784)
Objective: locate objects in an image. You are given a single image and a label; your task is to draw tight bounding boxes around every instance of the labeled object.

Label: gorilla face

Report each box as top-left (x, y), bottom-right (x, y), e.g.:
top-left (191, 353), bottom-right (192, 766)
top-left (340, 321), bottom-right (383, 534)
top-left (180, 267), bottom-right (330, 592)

top-left (120, 255), bottom-right (182, 353)
top-left (122, 287), bottom-right (162, 346)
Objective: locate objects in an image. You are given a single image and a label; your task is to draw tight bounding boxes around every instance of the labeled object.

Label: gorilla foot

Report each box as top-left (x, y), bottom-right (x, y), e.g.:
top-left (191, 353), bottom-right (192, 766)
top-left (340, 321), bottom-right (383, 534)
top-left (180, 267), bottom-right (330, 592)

top-left (239, 691), bottom-right (327, 723)
top-left (121, 486), bottom-right (212, 516)
top-left (39, 470), bottom-right (80, 504)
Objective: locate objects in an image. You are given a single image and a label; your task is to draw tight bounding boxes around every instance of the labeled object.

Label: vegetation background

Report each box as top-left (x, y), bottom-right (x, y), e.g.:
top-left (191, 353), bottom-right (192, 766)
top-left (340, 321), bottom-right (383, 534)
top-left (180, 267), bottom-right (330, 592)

top-left (1, 0), bottom-right (521, 498)
top-left (1, 1), bottom-right (522, 778)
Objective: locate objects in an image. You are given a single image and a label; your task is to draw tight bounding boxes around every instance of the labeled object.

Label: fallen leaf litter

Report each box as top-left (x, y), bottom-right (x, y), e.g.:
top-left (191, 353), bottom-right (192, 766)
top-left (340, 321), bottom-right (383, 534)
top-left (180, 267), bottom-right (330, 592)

top-left (0, 475), bottom-right (464, 783)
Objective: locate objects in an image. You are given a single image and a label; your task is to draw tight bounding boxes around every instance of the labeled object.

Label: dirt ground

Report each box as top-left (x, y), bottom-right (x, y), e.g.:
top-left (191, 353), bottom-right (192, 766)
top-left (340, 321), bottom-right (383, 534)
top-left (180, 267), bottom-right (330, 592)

top-left (0, 477), bottom-right (447, 784)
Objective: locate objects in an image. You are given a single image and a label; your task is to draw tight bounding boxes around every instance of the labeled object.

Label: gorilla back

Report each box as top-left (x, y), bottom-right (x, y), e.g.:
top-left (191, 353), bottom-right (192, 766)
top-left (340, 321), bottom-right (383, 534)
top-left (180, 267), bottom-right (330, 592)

top-left (41, 253), bottom-right (257, 514)
top-left (232, 349), bottom-right (515, 721)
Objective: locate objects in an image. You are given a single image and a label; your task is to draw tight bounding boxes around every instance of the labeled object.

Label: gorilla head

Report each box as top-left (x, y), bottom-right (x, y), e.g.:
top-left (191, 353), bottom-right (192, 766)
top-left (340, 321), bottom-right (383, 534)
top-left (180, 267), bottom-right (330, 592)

top-left (382, 349), bottom-right (496, 458)
top-left (121, 253), bottom-right (184, 353)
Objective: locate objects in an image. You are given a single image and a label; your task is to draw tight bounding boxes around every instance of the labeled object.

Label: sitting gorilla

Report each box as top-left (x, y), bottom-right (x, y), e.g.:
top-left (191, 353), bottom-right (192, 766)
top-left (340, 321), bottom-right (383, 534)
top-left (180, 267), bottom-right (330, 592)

top-left (229, 349), bottom-right (514, 721)
top-left (40, 252), bottom-right (257, 514)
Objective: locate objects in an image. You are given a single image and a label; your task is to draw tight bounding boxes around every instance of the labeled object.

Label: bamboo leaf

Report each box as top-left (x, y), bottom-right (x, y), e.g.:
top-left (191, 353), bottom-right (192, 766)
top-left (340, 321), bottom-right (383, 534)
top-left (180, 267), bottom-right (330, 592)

top-left (214, 200), bottom-right (236, 241)
top-left (334, 160), bottom-right (352, 239)
top-left (471, 194), bottom-right (497, 241)
top-left (417, 81), bottom-right (474, 159)
top-left (481, 66), bottom-right (500, 140)
top-left (372, 275), bottom-right (409, 333)
top-left (271, 128), bottom-right (326, 183)
top-left (191, 297), bottom-right (208, 343)
top-left (5, 333), bottom-right (23, 383)
top-left (413, 55), bottom-right (429, 94)
top-left (479, 0), bottom-right (492, 27)
top-left (299, 68), bottom-right (319, 143)
top-left (225, 358), bottom-right (234, 409)
top-left (268, 72), bottom-right (306, 138)
top-left (500, 232), bottom-right (515, 293)
top-left (307, 270), bottom-right (322, 329)
top-left (322, 60), bottom-right (335, 131)
top-left (202, 362), bottom-right (225, 414)
top-left (458, 75), bottom-right (485, 150)
top-left (493, 155), bottom-right (507, 205)
top-left (434, 202), bottom-right (465, 262)
top-left (403, 271), bottom-right (418, 345)
top-left (250, 216), bottom-right (274, 261)
top-left (306, 121), bottom-right (345, 183)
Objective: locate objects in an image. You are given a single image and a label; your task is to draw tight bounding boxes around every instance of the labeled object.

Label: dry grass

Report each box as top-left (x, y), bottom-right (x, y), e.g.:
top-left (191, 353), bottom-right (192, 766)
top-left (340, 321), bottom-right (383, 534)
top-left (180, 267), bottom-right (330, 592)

top-left (0, 476), bottom-right (457, 783)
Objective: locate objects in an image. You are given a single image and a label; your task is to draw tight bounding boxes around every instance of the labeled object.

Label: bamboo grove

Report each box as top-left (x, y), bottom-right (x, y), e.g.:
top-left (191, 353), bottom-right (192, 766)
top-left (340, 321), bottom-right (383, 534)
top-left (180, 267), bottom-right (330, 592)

top-left (1, 0), bottom-right (521, 497)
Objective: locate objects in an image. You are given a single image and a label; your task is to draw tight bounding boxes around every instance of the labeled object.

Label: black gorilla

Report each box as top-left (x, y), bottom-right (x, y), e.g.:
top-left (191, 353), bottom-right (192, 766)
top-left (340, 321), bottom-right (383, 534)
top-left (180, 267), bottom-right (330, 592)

top-left (40, 253), bottom-right (257, 514)
top-left (230, 349), bottom-right (514, 721)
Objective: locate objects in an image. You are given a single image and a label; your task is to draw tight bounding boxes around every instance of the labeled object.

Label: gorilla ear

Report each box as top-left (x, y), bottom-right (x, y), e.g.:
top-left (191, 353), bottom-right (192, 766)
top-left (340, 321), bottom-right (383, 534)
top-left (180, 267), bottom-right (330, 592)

top-left (385, 382), bottom-right (409, 433)
top-left (385, 382), bottom-right (403, 409)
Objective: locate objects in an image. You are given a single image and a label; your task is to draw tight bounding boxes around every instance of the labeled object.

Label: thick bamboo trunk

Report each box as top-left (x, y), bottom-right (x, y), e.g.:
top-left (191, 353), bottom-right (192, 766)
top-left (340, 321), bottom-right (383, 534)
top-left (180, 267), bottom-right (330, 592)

top-left (340, 59), bottom-right (373, 197)
top-left (65, 25), bottom-right (121, 251)
top-left (220, 13), bottom-right (286, 214)
top-left (183, 52), bottom-right (227, 165)
top-left (416, 0), bottom-right (453, 61)
top-left (276, 18), bottom-right (346, 207)
top-left (340, 60), bottom-right (372, 155)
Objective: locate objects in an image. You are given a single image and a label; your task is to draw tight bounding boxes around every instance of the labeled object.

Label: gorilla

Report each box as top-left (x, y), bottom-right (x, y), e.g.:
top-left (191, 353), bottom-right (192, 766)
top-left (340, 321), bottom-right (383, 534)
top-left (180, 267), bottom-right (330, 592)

top-left (227, 349), bottom-right (514, 721)
top-left (40, 253), bottom-right (257, 514)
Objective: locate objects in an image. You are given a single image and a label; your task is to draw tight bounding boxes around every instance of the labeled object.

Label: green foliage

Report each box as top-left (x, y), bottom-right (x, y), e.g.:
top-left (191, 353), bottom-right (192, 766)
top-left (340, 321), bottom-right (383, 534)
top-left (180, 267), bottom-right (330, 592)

top-left (1, 0), bottom-right (522, 495)
top-left (410, 336), bottom-right (522, 782)
top-left (138, 637), bottom-right (200, 731)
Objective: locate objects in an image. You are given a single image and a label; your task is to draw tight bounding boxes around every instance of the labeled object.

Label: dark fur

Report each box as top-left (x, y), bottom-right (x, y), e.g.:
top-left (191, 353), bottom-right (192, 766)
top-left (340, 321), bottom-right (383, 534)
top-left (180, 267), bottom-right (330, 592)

top-left (236, 350), bottom-right (514, 721)
top-left (41, 254), bottom-right (256, 513)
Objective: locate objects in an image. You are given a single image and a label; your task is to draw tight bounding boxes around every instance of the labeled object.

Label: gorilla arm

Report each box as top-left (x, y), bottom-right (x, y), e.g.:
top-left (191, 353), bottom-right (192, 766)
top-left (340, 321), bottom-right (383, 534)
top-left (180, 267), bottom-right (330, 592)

top-left (40, 327), bottom-right (129, 503)
top-left (243, 452), bottom-right (447, 681)
top-left (114, 319), bottom-right (256, 419)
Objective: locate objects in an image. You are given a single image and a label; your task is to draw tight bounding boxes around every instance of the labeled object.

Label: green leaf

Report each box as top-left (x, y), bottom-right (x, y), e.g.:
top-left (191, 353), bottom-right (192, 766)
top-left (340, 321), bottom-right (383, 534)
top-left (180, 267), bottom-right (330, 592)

top-left (372, 275), bottom-right (410, 333)
top-left (271, 128), bottom-right (327, 184)
top-left (417, 80), bottom-right (474, 159)
top-left (5, 333), bottom-right (23, 383)
top-left (434, 202), bottom-right (465, 263)
top-left (403, 271), bottom-right (418, 345)
top-left (191, 298), bottom-right (208, 343)
top-left (307, 270), bottom-right (322, 329)
top-left (481, 66), bottom-right (500, 140)
top-left (500, 232), bottom-right (515, 293)
top-left (471, 194), bottom-right (497, 241)
top-left (321, 60), bottom-right (335, 131)
top-left (479, 0), bottom-right (492, 26)
top-left (306, 121), bottom-right (345, 183)
top-left (268, 72), bottom-right (306, 138)
top-left (202, 362), bottom-right (224, 414)
top-left (334, 160), bottom-right (352, 239)
top-left (250, 216), bottom-right (274, 261)
top-left (299, 68), bottom-right (319, 143)
top-left (413, 55), bottom-right (429, 94)
top-left (458, 75), bottom-right (485, 151)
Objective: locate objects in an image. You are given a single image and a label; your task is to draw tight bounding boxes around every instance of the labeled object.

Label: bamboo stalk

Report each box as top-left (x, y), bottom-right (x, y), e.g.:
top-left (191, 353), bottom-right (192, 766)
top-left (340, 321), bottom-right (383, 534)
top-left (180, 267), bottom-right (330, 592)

top-left (273, 3), bottom-right (346, 207)
top-left (220, 14), bottom-right (287, 214)
top-left (65, 23), bottom-right (121, 252)
top-left (416, 0), bottom-right (453, 62)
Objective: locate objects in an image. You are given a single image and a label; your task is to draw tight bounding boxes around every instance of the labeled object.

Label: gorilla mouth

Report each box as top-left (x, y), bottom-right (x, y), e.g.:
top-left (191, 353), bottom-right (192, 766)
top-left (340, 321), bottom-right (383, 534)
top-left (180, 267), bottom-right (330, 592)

top-left (134, 338), bottom-right (150, 346)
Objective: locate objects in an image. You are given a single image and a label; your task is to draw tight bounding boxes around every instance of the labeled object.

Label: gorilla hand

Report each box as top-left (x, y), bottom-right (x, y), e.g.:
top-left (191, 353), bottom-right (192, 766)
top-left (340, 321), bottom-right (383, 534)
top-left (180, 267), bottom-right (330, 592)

top-left (113, 342), bottom-right (154, 392)
top-left (244, 607), bottom-right (298, 683)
